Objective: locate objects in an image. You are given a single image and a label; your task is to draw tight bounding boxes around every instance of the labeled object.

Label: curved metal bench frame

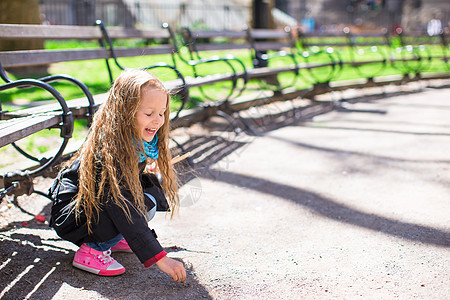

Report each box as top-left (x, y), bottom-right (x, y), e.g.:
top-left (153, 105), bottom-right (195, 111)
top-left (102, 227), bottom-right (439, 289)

top-left (95, 20), bottom-right (189, 120)
top-left (0, 67), bottom-right (74, 199)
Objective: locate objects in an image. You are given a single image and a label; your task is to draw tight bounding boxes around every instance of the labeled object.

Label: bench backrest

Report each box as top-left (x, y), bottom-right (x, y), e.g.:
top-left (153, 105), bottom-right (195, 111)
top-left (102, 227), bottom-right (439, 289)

top-left (181, 29), bottom-right (249, 54)
top-left (297, 27), bottom-right (390, 49)
top-left (245, 27), bottom-right (295, 52)
top-left (0, 24), bottom-right (105, 68)
top-left (0, 23), bottom-right (175, 69)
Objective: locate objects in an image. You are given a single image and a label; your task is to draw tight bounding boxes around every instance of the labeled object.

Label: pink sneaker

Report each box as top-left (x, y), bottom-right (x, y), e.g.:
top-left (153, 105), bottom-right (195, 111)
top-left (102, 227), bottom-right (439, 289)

top-left (72, 244), bottom-right (125, 276)
top-left (111, 238), bottom-right (133, 253)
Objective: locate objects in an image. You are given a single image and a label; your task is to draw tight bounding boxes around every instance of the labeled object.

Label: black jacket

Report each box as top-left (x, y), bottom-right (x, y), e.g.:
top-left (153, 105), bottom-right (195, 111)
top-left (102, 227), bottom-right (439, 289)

top-left (48, 159), bottom-right (170, 267)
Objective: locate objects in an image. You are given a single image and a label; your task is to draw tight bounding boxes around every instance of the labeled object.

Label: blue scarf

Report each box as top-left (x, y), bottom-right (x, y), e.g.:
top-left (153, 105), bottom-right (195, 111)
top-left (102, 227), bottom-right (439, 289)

top-left (138, 136), bottom-right (159, 162)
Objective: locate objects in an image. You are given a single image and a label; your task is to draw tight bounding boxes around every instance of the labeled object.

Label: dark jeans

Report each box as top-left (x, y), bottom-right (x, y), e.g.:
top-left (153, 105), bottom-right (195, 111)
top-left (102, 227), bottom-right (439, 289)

top-left (86, 193), bottom-right (157, 251)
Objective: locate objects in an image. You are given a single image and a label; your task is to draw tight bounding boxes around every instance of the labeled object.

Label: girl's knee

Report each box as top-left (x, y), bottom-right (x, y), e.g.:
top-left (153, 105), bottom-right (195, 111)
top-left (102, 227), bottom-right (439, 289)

top-left (144, 193), bottom-right (157, 220)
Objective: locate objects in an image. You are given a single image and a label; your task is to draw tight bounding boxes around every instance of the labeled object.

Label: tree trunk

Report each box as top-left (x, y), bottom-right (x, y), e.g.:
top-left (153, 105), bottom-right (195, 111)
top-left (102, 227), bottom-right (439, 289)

top-left (252, 0), bottom-right (275, 29)
top-left (0, 0), bottom-right (47, 75)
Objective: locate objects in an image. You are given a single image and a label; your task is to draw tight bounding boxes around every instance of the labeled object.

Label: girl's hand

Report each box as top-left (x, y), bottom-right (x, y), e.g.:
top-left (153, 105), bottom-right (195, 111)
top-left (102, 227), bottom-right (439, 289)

top-left (155, 256), bottom-right (186, 283)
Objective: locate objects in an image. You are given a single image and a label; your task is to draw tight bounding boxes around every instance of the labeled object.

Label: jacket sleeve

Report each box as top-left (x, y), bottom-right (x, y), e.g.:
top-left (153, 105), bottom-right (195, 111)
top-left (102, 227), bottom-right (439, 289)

top-left (102, 190), bottom-right (167, 267)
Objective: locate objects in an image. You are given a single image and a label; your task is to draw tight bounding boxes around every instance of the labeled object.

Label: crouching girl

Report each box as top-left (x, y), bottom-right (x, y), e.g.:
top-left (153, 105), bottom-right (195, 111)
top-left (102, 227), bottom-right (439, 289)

top-left (48, 69), bottom-right (186, 283)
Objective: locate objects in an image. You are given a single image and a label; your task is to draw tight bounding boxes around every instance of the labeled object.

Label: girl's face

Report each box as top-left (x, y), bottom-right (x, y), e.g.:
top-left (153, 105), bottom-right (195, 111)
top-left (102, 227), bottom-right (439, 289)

top-left (135, 87), bottom-right (167, 142)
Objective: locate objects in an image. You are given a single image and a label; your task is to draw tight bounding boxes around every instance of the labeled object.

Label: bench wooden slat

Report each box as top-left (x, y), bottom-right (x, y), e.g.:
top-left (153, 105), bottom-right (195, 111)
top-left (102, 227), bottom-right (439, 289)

top-left (303, 42), bottom-right (348, 47)
top-left (183, 73), bottom-right (236, 87)
top-left (2, 94), bottom-right (106, 119)
top-left (301, 32), bottom-right (347, 38)
top-left (0, 49), bottom-right (110, 68)
top-left (107, 27), bottom-right (170, 39)
top-left (401, 40), bottom-right (441, 45)
top-left (0, 24), bottom-right (102, 39)
top-left (194, 43), bottom-right (250, 52)
top-left (298, 61), bottom-right (339, 70)
top-left (250, 29), bottom-right (289, 39)
top-left (112, 45), bottom-right (174, 57)
top-left (186, 30), bottom-right (249, 51)
top-left (0, 114), bottom-right (62, 148)
top-left (349, 33), bottom-right (387, 38)
top-left (247, 65), bottom-right (296, 78)
top-left (349, 43), bottom-right (387, 47)
top-left (345, 59), bottom-right (386, 67)
top-left (0, 46), bottom-right (177, 68)
top-left (254, 41), bottom-right (291, 51)
top-left (191, 30), bottom-right (247, 39)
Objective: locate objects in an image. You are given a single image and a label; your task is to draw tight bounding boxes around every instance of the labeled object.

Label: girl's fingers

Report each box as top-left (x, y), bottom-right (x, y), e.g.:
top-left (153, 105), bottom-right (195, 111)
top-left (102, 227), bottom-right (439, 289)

top-left (173, 271), bottom-right (186, 283)
top-left (182, 269), bottom-right (186, 282)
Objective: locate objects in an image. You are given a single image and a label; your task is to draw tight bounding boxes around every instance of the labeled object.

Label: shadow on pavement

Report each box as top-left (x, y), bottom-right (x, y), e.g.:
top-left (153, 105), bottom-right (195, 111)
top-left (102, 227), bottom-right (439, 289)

top-left (269, 135), bottom-right (450, 164)
top-left (0, 132), bottom-right (253, 299)
top-left (298, 124), bottom-right (450, 137)
top-left (199, 169), bottom-right (450, 248)
top-left (0, 229), bottom-right (212, 299)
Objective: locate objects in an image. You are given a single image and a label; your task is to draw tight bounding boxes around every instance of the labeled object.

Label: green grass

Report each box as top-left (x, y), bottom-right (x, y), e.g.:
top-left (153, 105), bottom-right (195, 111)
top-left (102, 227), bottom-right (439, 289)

top-left (2, 41), bottom-right (447, 105)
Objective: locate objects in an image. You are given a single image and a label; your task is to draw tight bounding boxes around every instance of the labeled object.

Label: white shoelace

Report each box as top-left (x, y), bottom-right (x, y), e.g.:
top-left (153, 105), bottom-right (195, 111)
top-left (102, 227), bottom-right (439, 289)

top-left (97, 249), bottom-right (113, 264)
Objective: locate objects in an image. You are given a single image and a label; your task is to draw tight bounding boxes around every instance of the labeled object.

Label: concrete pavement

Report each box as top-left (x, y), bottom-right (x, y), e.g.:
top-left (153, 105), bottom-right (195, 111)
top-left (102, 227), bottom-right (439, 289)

top-left (0, 83), bottom-right (449, 299)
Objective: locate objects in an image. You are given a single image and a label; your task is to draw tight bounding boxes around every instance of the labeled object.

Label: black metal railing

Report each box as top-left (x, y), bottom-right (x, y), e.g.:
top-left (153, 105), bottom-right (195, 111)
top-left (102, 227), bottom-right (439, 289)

top-left (39, 0), bottom-right (250, 30)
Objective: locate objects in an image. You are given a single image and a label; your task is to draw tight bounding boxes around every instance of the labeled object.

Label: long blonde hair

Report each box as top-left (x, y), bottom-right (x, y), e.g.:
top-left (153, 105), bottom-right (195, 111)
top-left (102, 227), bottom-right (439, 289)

top-left (70, 69), bottom-right (179, 232)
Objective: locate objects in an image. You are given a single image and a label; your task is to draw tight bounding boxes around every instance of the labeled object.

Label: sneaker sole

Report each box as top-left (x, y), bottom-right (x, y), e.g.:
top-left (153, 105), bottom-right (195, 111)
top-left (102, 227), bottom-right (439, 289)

top-left (72, 262), bottom-right (125, 276)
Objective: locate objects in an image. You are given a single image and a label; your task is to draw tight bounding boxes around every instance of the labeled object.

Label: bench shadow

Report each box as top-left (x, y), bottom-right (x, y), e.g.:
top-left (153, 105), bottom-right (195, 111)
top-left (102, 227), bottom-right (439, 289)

top-left (171, 106), bottom-right (450, 249)
top-left (0, 231), bottom-right (212, 299)
top-left (298, 124), bottom-right (450, 137)
top-left (172, 132), bottom-right (251, 186)
top-left (268, 135), bottom-right (450, 165)
top-left (0, 133), bottom-right (248, 300)
top-left (198, 168), bottom-right (450, 248)
top-left (338, 85), bottom-right (450, 111)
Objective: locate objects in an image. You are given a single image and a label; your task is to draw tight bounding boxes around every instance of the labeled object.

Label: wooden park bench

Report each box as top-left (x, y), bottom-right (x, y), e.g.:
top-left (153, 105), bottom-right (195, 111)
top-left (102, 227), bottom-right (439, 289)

top-left (178, 25), bottom-right (319, 114)
top-left (387, 27), bottom-right (449, 75)
top-left (1, 21), bottom-right (449, 201)
top-left (0, 22), bottom-right (312, 199)
top-left (0, 22), bottom-right (195, 200)
top-left (296, 26), bottom-right (450, 92)
top-left (0, 21), bottom-right (293, 199)
top-left (181, 25), bottom-right (436, 100)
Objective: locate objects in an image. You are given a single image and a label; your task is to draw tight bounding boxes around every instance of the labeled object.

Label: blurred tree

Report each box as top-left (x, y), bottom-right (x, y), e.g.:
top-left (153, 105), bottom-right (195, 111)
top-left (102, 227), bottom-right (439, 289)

top-left (0, 0), bottom-right (46, 74)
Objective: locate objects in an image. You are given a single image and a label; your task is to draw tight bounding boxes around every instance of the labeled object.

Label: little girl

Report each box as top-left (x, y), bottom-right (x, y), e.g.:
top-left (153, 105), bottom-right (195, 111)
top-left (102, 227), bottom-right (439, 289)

top-left (48, 69), bottom-right (186, 283)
